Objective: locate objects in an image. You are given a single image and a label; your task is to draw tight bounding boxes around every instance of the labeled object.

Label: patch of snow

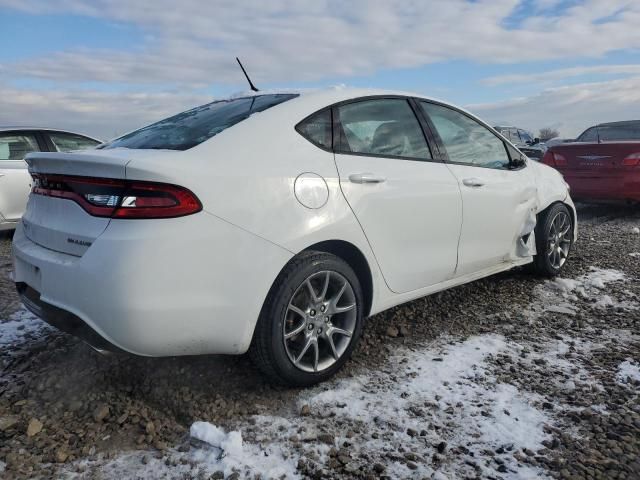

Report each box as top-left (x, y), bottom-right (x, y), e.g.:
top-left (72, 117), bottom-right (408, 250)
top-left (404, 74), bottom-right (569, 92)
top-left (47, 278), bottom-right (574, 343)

top-left (95, 335), bottom-right (552, 479)
top-left (303, 335), bottom-right (551, 479)
top-left (528, 267), bottom-right (636, 320)
top-left (616, 360), bottom-right (640, 386)
top-left (585, 268), bottom-right (625, 289)
top-left (553, 277), bottom-right (581, 294)
top-left (0, 307), bottom-right (49, 347)
top-left (594, 295), bottom-right (614, 309)
top-left (67, 422), bottom-right (300, 480)
top-left (590, 404), bottom-right (609, 414)
top-left (189, 422), bottom-right (298, 478)
top-left (629, 252), bottom-right (640, 258)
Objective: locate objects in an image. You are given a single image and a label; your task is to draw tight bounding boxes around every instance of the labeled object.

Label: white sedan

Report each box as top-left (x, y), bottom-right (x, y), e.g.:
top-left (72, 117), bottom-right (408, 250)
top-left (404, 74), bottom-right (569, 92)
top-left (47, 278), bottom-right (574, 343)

top-left (0, 127), bottom-right (101, 231)
top-left (12, 89), bottom-right (576, 386)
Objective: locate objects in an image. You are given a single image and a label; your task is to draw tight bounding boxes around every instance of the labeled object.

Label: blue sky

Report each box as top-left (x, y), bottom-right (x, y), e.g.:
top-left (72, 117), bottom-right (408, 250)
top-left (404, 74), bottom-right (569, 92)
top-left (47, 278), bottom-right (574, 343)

top-left (1, 0), bottom-right (639, 139)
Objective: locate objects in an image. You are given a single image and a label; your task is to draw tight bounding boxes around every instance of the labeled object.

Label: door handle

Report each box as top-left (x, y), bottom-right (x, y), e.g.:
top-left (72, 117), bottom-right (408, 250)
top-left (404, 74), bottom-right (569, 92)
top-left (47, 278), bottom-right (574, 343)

top-left (348, 173), bottom-right (386, 184)
top-left (462, 177), bottom-right (485, 188)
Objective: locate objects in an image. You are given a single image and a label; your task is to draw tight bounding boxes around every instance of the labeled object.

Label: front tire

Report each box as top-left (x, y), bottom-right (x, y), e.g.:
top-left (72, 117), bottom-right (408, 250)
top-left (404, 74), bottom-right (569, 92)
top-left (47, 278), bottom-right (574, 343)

top-left (532, 203), bottom-right (574, 276)
top-left (249, 251), bottom-right (364, 386)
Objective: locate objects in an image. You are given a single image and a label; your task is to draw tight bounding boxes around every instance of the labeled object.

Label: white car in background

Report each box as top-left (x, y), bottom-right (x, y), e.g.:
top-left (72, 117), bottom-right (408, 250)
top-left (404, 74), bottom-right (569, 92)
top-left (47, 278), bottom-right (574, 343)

top-left (0, 127), bottom-right (101, 230)
top-left (12, 89), bottom-right (576, 386)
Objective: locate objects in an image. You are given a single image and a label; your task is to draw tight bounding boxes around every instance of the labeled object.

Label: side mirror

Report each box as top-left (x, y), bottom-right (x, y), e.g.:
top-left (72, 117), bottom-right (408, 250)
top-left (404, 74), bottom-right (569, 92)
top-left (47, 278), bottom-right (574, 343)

top-left (510, 155), bottom-right (526, 169)
top-left (534, 137), bottom-right (540, 144)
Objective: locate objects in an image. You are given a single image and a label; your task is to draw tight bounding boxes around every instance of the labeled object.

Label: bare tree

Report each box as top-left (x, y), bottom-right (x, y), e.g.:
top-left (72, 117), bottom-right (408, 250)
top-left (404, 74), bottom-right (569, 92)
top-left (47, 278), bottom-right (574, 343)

top-left (539, 127), bottom-right (559, 142)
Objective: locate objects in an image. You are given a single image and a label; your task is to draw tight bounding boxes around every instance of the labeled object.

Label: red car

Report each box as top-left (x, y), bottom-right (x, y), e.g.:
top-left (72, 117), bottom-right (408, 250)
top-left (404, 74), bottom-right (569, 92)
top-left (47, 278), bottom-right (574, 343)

top-left (542, 120), bottom-right (640, 203)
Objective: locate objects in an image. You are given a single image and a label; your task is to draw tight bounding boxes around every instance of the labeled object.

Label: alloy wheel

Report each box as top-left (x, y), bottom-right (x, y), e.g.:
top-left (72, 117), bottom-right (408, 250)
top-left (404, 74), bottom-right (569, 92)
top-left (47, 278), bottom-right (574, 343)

top-left (283, 270), bottom-right (357, 373)
top-left (547, 211), bottom-right (572, 269)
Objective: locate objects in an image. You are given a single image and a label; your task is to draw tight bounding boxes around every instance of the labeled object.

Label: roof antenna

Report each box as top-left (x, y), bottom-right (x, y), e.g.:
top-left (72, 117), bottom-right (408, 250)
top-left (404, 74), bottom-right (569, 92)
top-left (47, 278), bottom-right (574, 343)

top-left (236, 57), bottom-right (259, 92)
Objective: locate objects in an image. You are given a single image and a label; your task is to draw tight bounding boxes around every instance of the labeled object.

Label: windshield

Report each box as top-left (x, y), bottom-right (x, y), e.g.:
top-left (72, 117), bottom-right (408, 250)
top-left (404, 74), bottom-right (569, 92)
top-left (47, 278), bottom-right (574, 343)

top-left (519, 130), bottom-right (533, 143)
top-left (100, 93), bottom-right (299, 151)
top-left (578, 122), bottom-right (640, 142)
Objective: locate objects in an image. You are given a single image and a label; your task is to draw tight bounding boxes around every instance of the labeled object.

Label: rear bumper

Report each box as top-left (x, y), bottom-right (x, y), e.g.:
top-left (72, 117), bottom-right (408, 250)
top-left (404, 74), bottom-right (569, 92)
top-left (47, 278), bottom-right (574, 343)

top-left (11, 214), bottom-right (293, 356)
top-left (17, 283), bottom-right (122, 353)
top-left (564, 174), bottom-right (640, 202)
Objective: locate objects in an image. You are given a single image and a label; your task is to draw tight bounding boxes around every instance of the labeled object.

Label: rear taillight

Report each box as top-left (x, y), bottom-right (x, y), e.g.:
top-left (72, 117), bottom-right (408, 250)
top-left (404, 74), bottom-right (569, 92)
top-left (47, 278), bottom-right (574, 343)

top-left (542, 150), bottom-right (567, 167)
top-left (31, 174), bottom-right (202, 219)
top-left (623, 152), bottom-right (640, 166)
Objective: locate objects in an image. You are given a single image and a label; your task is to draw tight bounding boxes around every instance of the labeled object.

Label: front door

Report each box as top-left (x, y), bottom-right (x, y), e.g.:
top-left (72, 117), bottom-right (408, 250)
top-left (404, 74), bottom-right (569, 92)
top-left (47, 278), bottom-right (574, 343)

top-left (333, 97), bottom-right (463, 294)
top-left (419, 101), bottom-right (537, 275)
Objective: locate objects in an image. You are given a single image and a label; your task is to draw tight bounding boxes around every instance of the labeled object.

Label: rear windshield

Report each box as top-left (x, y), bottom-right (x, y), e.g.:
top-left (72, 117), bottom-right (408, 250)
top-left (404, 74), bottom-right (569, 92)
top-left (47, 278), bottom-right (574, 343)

top-left (578, 123), bottom-right (640, 142)
top-left (99, 93), bottom-right (298, 151)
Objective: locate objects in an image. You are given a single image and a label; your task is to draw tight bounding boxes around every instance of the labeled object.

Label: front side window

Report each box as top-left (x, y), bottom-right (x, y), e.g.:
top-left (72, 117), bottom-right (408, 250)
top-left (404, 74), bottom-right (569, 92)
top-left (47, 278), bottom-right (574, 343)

top-left (0, 133), bottom-right (39, 161)
top-left (49, 132), bottom-right (100, 152)
top-left (100, 94), bottom-right (298, 151)
top-left (335, 99), bottom-right (431, 160)
top-left (420, 102), bottom-right (510, 169)
top-left (296, 109), bottom-right (332, 149)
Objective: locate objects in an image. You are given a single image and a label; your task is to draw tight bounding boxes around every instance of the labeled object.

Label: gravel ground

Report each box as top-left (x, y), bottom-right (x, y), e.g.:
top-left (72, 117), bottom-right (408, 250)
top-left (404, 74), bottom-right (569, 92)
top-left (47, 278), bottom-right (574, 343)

top-left (0, 203), bottom-right (639, 480)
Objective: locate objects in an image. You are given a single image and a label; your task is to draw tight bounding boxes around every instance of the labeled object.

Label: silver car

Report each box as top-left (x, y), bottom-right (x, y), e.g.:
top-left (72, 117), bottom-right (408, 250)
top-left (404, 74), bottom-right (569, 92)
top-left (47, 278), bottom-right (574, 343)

top-left (0, 127), bottom-right (101, 230)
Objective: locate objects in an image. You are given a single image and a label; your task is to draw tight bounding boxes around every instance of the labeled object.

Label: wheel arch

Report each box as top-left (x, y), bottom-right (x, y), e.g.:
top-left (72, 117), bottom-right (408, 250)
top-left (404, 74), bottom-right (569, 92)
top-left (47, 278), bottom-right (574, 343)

top-left (302, 240), bottom-right (374, 317)
top-left (538, 199), bottom-right (577, 238)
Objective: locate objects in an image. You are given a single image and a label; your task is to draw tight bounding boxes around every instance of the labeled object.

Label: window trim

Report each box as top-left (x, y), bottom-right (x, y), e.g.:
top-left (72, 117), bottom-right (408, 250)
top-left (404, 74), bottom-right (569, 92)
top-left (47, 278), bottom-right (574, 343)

top-left (417, 99), bottom-right (527, 171)
top-left (329, 95), bottom-right (441, 163)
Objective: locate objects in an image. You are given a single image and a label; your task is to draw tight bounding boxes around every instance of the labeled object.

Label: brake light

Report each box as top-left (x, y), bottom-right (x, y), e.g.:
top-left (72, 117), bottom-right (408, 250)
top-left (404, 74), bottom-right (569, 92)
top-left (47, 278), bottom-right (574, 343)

top-left (623, 152), bottom-right (640, 166)
top-left (31, 174), bottom-right (202, 219)
top-left (552, 152), bottom-right (567, 167)
top-left (542, 151), bottom-right (567, 167)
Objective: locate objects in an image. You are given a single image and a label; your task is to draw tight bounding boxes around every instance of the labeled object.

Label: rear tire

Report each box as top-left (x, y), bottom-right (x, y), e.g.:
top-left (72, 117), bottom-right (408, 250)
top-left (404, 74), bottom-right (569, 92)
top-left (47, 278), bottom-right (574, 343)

top-left (249, 251), bottom-right (364, 387)
top-left (531, 203), bottom-right (574, 277)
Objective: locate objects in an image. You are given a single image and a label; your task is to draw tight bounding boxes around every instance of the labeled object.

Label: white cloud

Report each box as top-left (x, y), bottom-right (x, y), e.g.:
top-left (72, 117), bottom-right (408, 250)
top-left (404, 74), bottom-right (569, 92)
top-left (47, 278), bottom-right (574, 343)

top-left (2, 74), bottom-right (639, 142)
top-left (483, 64), bottom-right (640, 86)
top-left (468, 76), bottom-right (640, 136)
top-left (2, 0), bottom-right (640, 139)
top-left (1, 0), bottom-right (640, 87)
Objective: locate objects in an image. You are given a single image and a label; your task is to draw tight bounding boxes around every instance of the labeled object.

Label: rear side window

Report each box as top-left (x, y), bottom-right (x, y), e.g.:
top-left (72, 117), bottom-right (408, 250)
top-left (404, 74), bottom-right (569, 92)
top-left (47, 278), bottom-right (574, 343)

top-left (0, 133), bottom-right (39, 160)
top-left (49, 132), bottom-right (100, 152)
top-left (335, 99), bottom-right (432, 160)
top-left (296, 109), bottom-right (332, 149)
top-left (578, 123), bottom-right (640, 142)
top-left (100, 94), bottom-right (299, 151)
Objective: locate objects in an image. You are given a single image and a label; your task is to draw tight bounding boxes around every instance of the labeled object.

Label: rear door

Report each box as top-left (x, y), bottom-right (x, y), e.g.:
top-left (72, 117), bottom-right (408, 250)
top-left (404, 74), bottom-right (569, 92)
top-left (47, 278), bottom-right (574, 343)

top-left (419, 101), bottom-right (537, 275)
top-left (0, 131), bottom-right (45, 223)
top-left (333, 97), bottom-right (462, 293)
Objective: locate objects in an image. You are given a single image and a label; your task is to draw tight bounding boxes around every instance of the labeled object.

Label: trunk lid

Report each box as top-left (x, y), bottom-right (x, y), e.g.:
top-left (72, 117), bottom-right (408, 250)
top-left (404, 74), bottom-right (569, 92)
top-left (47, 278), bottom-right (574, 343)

top-left (553, 142), bottom-right (640, 171)
top-left (22, 149), bottom-right (132, 256)
top-left (549, 141), bottom-right (640, 197)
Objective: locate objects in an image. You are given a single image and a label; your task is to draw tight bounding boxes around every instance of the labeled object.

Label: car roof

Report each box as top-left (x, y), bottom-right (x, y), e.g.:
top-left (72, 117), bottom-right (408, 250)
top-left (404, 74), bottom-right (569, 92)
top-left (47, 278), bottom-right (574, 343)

top-left (594, 120), bottom-right (640, 128)
top-left (233, 87), bottom-right (495, 130)
top-left (0, 126), bottom-right (102, 142)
